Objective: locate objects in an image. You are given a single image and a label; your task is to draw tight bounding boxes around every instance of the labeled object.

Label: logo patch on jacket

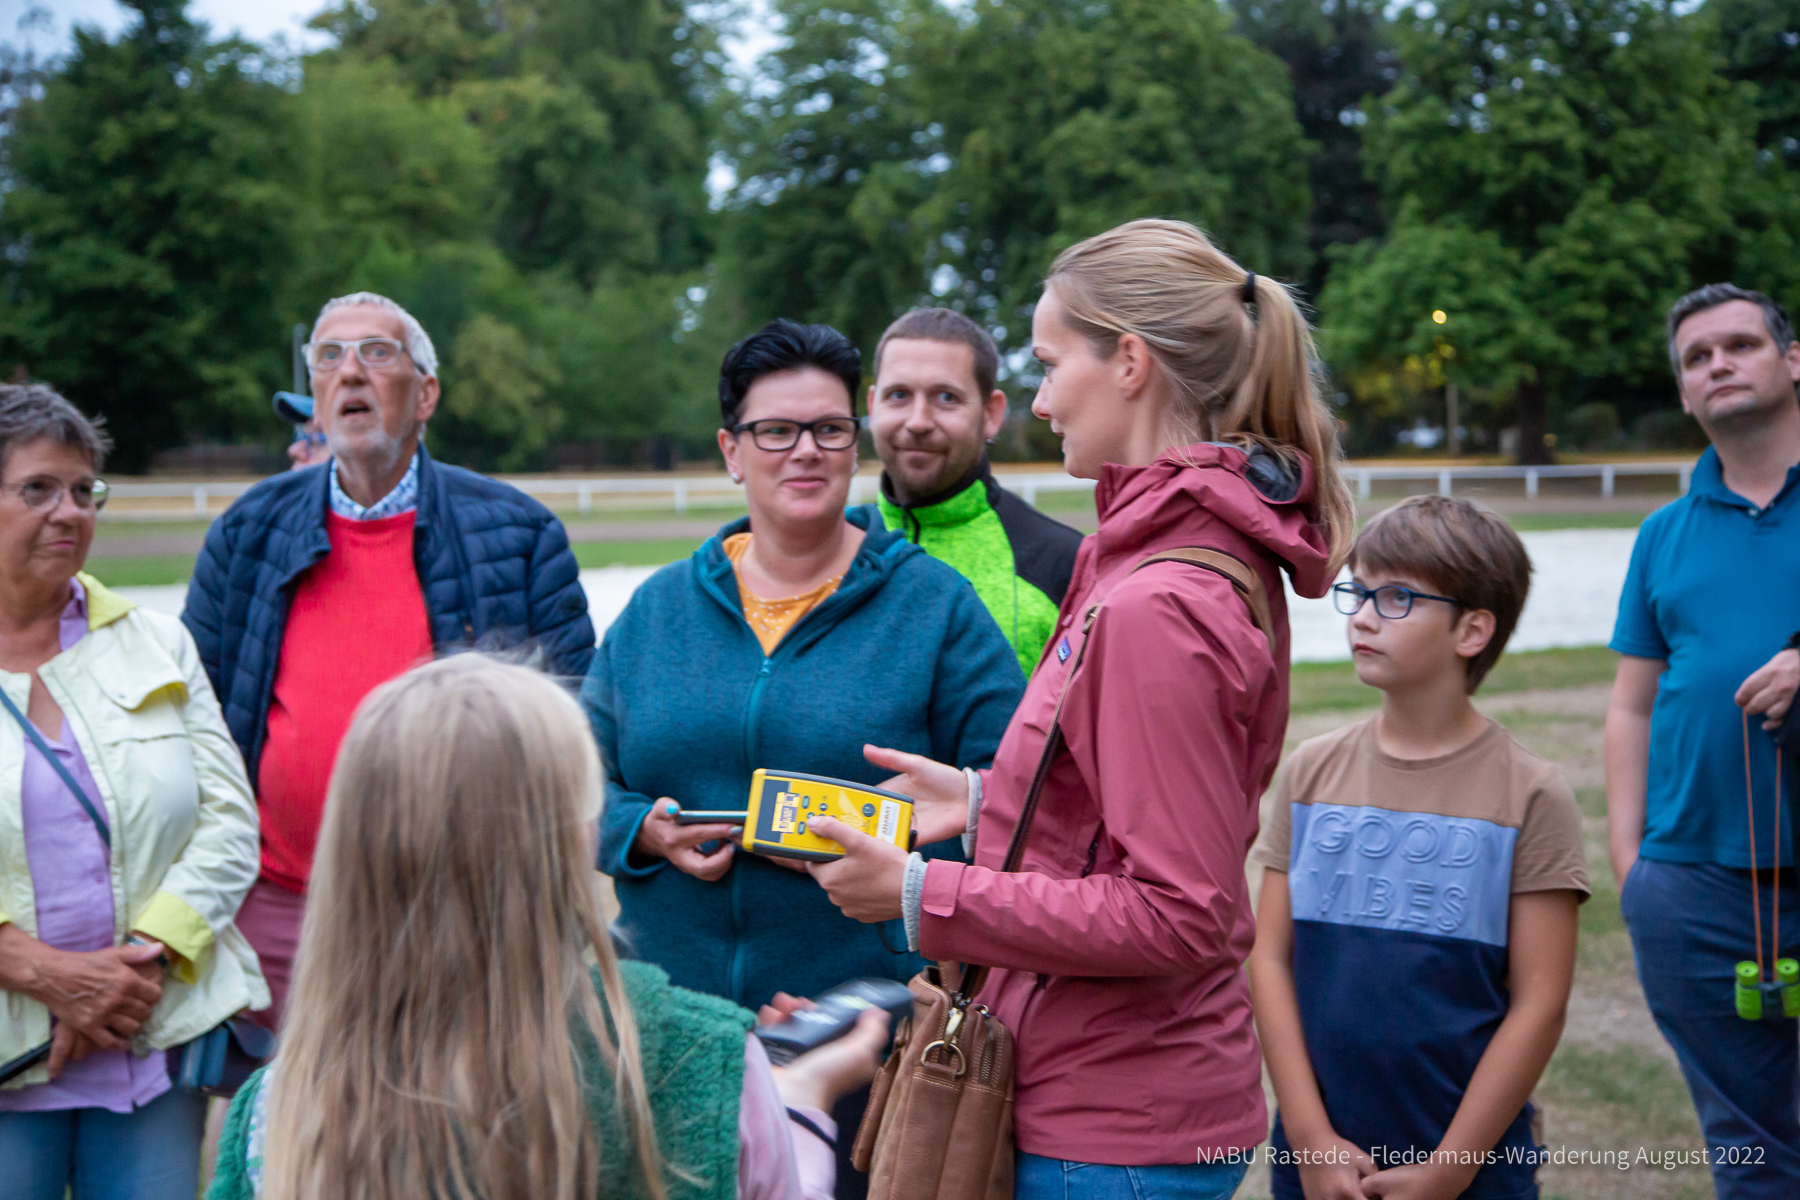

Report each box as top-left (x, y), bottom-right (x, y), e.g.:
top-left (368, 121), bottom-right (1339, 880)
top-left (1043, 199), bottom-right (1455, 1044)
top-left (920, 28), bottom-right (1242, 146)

top-left (1056, 636), bottom-right (1071, 663)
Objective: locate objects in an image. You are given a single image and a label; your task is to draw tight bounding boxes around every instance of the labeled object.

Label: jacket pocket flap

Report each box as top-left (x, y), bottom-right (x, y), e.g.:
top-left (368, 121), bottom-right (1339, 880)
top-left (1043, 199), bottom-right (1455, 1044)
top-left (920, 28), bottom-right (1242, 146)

top-left (85, 632), bottom-right (188, 712)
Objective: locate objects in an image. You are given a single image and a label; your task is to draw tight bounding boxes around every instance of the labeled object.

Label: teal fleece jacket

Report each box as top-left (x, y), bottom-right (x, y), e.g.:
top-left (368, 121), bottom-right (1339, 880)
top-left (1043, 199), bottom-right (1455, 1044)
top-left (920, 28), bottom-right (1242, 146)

top-left (584, 507), bottom-right (1025, 1008)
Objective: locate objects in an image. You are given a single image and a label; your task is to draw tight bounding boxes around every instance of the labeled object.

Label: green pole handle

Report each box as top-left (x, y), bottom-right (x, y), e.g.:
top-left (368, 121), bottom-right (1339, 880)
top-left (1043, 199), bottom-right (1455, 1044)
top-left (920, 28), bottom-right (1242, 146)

top-left (1736, 961), bottom-right (1764, 1021)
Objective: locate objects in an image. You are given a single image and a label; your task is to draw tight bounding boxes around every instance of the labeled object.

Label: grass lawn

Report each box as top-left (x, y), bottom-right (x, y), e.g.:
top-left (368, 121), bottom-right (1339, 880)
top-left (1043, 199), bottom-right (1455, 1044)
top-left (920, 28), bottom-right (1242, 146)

top-left (545, 501), bottom-right (747, 524)
top-left (572, 537), bottom-right (707, 568)
top-left (1290, 645), bottom-right (1620, 714)
top-left (1507, 511), bottom-right (1648, 531)
top-left (92, 518), bottom-right (215, 541)
top-left (83, 554), bottom-right (205, 588)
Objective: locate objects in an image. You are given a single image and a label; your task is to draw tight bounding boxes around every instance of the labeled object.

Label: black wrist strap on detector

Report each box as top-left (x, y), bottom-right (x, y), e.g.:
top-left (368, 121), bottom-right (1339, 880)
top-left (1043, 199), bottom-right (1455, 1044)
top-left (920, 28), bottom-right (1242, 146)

top-left (785, 1107), bottom-right (837, 1152)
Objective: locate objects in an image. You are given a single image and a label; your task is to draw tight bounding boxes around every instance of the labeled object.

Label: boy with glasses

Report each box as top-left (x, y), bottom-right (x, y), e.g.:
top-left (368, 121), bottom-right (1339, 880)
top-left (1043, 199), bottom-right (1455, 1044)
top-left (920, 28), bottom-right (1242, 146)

top-left (1248, 495), bottom-right (1588, 1200)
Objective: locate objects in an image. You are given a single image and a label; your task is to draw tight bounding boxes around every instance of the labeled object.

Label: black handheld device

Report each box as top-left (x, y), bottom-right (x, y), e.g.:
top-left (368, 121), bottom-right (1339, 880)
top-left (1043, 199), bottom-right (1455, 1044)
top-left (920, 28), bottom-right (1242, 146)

top-left (0, 1039), bottom-right (51, 1086)
top-left (673, 809), bottom-right (748, 826)
top-left (754, 978), bottom-right (915, 1066)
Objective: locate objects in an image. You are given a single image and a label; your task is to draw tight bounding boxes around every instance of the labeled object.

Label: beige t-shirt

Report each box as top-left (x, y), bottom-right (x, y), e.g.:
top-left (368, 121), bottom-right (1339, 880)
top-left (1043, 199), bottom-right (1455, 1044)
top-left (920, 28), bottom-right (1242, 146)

top-left (1253, 717), bottom-right (1589, 1193)
top-left (1252, 716), bottom-right (1590, 920)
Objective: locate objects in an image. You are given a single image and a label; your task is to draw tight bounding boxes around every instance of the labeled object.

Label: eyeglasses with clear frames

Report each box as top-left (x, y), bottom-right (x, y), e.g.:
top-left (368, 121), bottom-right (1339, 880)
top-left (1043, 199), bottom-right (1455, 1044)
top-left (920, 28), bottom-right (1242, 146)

top-left (3, 476), bottom-right (108, 513)
top-left (303, 338), bottom-right (411, 373)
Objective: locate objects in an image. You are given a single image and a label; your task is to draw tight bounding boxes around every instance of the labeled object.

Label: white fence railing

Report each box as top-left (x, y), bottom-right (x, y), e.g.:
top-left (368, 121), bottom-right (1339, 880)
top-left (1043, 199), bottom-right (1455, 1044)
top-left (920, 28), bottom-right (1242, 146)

top-left (1341, 461), bottom-right (1692, 500)
top-left (99, 472), bottom-right (1109, 516)
top-left (103, 461), bottom-right (1693, 517)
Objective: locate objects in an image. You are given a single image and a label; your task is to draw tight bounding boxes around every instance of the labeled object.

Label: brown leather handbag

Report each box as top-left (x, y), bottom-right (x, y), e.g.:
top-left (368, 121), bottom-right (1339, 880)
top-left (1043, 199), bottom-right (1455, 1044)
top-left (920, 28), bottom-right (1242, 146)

top-left (851, 548), bottom-right (1273, 1200)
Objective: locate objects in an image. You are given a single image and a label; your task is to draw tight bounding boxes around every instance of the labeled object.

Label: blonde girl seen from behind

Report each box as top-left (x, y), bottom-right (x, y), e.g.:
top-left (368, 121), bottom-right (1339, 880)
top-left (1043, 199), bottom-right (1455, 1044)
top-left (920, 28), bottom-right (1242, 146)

top-left (261, 654), bottom-right (662, 1200)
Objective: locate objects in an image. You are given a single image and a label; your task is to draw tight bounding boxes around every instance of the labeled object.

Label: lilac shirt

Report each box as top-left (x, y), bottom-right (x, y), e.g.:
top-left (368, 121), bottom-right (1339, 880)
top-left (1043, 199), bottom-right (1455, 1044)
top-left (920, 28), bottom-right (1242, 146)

top-left (0, 579), bottom-right (171, 1113)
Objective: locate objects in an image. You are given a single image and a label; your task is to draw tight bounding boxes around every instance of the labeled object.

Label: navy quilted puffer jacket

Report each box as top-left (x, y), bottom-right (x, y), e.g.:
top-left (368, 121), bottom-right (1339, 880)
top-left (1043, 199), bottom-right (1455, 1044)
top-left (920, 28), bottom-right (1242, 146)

top-left (182, 447), bottom-right (595, 780)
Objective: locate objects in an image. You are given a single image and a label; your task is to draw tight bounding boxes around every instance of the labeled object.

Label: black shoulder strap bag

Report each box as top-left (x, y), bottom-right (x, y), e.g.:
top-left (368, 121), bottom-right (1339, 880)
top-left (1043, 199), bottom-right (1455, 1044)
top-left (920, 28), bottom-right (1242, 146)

top-left (0, 685), bottom-right (273, 1095)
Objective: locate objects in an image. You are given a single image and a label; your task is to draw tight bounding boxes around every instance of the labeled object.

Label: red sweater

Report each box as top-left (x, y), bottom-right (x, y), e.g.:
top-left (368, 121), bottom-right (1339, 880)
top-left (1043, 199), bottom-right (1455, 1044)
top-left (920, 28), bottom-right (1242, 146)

top-left (257, 511), bottom-right (433, 892)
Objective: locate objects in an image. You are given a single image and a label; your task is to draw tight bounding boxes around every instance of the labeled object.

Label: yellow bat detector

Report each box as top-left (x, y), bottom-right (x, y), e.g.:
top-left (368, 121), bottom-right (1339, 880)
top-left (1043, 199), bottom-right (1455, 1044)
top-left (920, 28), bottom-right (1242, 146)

top-left (743, 769), bottom-right (916, 862)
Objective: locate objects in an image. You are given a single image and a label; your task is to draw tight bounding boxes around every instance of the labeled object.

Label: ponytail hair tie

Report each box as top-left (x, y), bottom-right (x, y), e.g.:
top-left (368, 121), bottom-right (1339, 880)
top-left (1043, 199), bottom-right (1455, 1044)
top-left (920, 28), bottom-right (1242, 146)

top-left (1241, 272), bottom-right (1258, 304)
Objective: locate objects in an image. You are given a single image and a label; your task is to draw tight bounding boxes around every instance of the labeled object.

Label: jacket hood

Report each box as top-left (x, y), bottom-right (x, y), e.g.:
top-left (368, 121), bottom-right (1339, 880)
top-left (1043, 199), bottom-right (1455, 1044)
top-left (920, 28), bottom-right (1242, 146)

top-left (1092, 442), bottom-right (1336, 598)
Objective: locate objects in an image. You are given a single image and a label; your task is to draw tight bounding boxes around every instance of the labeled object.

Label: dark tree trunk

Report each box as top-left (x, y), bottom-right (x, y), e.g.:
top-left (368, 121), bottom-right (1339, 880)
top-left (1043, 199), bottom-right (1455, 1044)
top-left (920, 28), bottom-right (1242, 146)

top-left (1515, 379), bottom-right (1555, 465)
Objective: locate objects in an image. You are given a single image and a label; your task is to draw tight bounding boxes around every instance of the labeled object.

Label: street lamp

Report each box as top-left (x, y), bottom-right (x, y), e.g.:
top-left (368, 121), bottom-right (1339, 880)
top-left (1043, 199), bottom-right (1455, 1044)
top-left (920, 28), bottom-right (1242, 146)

top-left (1431, 311), bottom-right (1458, 455)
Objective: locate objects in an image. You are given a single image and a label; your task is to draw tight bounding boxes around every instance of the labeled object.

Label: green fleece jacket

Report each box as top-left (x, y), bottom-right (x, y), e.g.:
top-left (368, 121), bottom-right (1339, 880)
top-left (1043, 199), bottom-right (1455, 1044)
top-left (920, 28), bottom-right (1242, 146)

top-left (878, 461), bottom-right (1084, 674)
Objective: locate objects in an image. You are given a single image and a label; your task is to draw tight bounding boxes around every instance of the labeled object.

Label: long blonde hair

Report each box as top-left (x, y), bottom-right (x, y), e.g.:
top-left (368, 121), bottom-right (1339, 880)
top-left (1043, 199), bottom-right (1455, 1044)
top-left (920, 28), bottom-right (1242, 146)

top-left (1047, 218), bottom-right (1355, 567)
top-left (262, 655), bottom-right (664, 1200)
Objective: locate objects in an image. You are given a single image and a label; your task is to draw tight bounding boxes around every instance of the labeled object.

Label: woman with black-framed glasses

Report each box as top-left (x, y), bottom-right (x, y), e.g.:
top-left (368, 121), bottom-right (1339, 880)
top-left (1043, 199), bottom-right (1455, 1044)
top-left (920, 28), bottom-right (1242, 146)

top-left (581, 319), bottom-right (1024, 1197)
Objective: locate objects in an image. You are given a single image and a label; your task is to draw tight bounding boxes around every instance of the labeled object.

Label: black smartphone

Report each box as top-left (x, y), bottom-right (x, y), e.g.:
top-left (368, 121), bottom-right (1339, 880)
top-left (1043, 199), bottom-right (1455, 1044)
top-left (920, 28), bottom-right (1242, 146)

top-left (754, 978), bottom-right (915, 1066)
top-left (673, 810), bottom-right (747, 826)
top-left (0, 1039), bottom-right (51, 1086)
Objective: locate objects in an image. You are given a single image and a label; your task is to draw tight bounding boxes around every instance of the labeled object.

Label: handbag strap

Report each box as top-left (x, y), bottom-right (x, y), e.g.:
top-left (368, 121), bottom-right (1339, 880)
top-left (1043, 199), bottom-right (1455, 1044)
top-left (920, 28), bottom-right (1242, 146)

top-left (0, 683), bottom-right (109, 850)
top-left (954, 546), bottom-right (1272, 1004)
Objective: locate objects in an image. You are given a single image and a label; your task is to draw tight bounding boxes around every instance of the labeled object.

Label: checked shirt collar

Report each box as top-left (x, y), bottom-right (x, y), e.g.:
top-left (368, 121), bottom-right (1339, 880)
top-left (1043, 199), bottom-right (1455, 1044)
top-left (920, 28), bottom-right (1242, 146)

top-left (329, 450), bottom-right (420, 521)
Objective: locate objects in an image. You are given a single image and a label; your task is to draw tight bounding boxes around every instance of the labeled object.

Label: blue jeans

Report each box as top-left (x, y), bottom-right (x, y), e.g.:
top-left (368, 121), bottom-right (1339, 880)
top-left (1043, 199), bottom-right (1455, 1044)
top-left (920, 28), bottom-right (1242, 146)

top-left (1621, 858), bottom-right (1800, 1199)
top-left (1017, 1152), bottom-right (1249, 1200)
top-left (0, 1084), bottom-right (208, 1200)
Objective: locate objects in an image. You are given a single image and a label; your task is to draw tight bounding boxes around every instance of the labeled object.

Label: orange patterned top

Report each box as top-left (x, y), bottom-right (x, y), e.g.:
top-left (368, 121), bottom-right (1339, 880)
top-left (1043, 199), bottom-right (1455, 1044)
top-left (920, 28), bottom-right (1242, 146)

top-left (723, 532), bottom-right (845, 655)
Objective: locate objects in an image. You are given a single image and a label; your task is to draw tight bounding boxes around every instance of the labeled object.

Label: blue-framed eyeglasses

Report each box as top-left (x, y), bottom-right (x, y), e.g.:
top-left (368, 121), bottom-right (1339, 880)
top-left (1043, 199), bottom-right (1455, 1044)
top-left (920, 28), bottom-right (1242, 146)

top-left (1332, 581), bottom-right (1466, 619)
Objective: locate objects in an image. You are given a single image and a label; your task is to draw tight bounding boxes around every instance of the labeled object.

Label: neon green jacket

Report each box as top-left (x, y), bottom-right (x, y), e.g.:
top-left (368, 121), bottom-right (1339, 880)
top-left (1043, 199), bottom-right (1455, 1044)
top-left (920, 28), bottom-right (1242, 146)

top-left (878, 463), bottom-right (1084, 674)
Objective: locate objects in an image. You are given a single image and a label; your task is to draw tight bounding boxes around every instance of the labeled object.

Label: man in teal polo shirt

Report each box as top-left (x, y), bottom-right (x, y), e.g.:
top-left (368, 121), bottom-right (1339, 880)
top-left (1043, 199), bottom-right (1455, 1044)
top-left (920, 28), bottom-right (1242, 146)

top-left (1606, 283), bottom-right (1800, 1199)
top-left (868, 308), bottom-right (1083, 674)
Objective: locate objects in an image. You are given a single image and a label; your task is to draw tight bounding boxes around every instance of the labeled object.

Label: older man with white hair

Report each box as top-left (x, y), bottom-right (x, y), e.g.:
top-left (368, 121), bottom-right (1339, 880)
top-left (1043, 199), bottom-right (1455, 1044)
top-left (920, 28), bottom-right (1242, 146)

top-left (182, 293), bottom-right (593, 1029)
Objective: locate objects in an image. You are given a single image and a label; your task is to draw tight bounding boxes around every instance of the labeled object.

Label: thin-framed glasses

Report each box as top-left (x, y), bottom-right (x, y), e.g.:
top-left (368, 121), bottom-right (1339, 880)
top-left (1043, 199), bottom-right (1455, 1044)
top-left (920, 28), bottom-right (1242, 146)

top-left (3, 476), bottom-right (108, 513)
top-left (1332, 581), bottom-right (1464, 619)
top-left (303, 338), bottom-right (410, 373)
top-left (729, 416), bottom-right (862, 452)
top-left (291, 428), bottom-right (328, 447)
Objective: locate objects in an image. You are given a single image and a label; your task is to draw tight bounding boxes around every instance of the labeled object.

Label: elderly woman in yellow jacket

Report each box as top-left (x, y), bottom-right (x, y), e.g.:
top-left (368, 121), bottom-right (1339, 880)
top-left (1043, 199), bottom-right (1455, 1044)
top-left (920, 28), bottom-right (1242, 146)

top-left (0, 384), bottom-right (267, 1200)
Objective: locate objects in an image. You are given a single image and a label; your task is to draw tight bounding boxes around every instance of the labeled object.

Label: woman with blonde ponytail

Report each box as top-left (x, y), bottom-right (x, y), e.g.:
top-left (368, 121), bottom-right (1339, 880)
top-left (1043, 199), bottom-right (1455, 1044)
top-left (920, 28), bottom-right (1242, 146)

top-left (810, 219), bottom-right (1350, 1200)
top-left (205, 654), bottom-right (885, 1200)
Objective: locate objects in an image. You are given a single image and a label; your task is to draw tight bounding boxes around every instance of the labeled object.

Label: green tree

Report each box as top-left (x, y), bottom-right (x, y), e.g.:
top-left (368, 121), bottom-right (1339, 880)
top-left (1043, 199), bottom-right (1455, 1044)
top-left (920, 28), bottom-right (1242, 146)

top-left (0, 0), bottom-right (301, 470)
top-left (1231, 0), bottom-right (1398, 299)
top-left (305, 0), bottom-right (729, 464)
top-left (722, 0), bottom-right (1314, 380)
top-left (1321, 0), bottom-right (1795, 462)
top-left (1714, 0), bottom-right (1800, 168)
top-left (913, 0), bottom-right (1314, 355)
top-left (290, 57), bottom-right (495, 302)
top-left (317, 0), bottom-right (721, 286)
top-left (441, 311), bottom-right (563, 471)
top-left (715, 0), bottom-right (936, 350)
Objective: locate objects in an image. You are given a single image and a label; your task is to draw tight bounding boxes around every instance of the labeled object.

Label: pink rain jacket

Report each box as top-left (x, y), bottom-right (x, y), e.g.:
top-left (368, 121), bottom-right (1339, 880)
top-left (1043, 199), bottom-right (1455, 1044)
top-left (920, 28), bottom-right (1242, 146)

top-left (918, 443), bottom-right (1336, 1164)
